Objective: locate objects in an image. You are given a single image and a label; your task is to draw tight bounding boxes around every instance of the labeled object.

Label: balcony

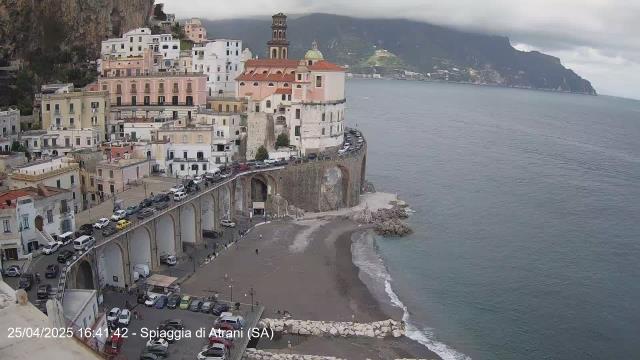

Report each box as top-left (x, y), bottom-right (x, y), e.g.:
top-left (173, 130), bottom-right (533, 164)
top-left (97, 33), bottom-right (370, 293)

top-left (171, 157), bottom-right (208, 163)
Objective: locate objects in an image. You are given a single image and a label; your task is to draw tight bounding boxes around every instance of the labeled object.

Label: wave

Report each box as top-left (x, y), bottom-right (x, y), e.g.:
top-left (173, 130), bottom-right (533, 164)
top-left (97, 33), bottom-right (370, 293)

top-left (351, 231), bottom-right (471, 360)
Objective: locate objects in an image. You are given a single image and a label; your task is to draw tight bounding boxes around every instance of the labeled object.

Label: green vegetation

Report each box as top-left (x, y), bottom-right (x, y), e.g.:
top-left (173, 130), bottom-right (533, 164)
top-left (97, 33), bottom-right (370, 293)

top-left (180, 39), bottom-right (194, 51)
top-left (275, 133), bottom-right (290, 148)
top-left (255, 146), bottom-right (269, 161)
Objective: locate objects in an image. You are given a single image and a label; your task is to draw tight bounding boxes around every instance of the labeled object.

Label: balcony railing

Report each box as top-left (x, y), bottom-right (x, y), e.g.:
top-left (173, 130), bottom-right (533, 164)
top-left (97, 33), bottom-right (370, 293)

top-left (171, 157), bottom-right (208, 162)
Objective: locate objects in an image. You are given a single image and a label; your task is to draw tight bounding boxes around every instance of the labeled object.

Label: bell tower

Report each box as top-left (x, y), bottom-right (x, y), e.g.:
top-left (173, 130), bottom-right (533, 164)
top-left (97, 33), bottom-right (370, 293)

top-left (267, 13), bottom-right (290, 59)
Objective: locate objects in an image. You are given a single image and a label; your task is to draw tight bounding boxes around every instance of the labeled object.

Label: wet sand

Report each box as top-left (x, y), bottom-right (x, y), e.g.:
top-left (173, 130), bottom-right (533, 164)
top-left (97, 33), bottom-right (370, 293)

top-left (181, 217), bottom-right (440, 359)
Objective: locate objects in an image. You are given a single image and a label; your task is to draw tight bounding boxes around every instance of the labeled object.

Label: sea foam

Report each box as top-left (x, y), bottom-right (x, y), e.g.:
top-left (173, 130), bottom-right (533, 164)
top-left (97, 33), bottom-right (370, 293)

top-left (351, 231), bottom-right (471, 360)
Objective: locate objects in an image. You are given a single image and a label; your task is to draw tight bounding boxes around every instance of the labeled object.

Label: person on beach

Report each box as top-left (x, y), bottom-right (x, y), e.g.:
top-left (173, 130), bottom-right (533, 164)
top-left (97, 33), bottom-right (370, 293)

top-left (259, 234), bottom-right (263, 240)
top-left (255, 248), bottom-right (259, 255)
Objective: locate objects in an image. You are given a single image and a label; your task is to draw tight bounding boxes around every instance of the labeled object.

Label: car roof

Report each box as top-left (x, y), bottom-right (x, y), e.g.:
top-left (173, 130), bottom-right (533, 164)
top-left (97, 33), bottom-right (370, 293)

top-left (120, 309), bottom-right (130, 315)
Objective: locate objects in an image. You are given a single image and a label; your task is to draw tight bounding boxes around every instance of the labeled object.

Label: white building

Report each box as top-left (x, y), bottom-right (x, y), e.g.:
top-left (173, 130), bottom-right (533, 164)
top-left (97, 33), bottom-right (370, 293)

top-left (21, 128), bottom-right (99, 159)
top-left (0, 185), bottom-right (75, 259)
top-left (0, 107), bottom-right (20, 152)
top-left (192, 39), bottom-right (244, 96)
top-left (7, 158), bottom-right (81, 213)
top-left (100, 27), bottom-right (180, 61)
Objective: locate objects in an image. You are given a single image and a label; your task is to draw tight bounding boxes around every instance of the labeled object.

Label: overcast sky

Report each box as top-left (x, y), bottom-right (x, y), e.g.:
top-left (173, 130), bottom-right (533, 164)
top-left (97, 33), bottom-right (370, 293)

top-left (162, 0), bottom-right (640, 99)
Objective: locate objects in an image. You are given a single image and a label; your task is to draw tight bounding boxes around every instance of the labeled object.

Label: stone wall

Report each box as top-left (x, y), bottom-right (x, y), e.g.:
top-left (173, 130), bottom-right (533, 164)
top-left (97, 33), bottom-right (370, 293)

top-left (258, 317), bottom-right (403, 338)
top-left (264, 144), bottom-right (366, 212)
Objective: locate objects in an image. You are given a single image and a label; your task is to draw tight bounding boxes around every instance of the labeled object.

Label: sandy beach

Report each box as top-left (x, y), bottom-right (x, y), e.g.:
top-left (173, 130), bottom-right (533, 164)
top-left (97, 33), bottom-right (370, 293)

top-left (181, 193), bottom-right (440, 359)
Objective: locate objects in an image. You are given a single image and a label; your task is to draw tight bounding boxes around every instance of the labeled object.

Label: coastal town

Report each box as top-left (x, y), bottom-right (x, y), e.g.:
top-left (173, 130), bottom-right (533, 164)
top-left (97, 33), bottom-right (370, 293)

top-left (0, 5), bottom-right (426, 360)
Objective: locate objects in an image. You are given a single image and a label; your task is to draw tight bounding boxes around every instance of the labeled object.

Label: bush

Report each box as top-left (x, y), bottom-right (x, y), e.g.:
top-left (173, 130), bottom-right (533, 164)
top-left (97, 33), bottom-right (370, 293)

top-left (275, 133), bottom-right (289, 147)
top-left (255, 146), bottom-right (269, 161)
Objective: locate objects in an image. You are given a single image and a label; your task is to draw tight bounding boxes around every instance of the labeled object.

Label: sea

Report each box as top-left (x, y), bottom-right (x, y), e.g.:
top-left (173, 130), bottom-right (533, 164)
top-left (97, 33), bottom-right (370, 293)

top-left (347, 79), bottom-right (640, 360)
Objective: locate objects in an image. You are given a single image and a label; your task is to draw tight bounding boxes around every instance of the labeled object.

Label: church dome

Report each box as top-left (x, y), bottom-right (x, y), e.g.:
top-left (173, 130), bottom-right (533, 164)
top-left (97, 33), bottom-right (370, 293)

top-left (304, 41), bottom-right (324, 60)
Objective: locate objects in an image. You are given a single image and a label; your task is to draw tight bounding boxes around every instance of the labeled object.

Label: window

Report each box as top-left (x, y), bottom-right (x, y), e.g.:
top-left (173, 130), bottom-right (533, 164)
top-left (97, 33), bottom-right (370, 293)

top-left (316, 75), bottom-right (322, 87)
top-left (268, 83), bottom-right (274, 87)
top-left (87, 138), bottom-right (91, 146)
top-left (3, 219), bottom-right (10, 233)
top-left (76, 137), bottom-right (80, 146)
top-left (109, 170), bottom-right (114, 178)
top-left (69, 103), bottom-right (74, 113)
top-left (47, 209), bottom-right (53, 224)
top-left (70, 175), bottom-right (74, 185)
top-left (172, 96), bottom-right (178, 105)
top-left (46, 104), bottom-right (50, 111)
top-left (295, 126), bottom-right (301, 136)
top-left (295, 109), bottom-right (301, 119)
top-left (197, 151), bottom-right (204, 159)
top-left (144, 96), bottom-right (150, 105)
top-left (322, 128), bottom-right (325, 135)
top-left (116, 97), bottom-right (122, 106)
top-left (197, 135), bottom-right (203, 143)
top-left (131, 96), bottom-right (137, 105)
top-left (180, 164), bottom-right (185, 171)
top-left (21, 215), bottom-right (29, 230)
top-left (158, 96), bottom-right (165, 105)
top-left (266, 100), bottom-right (271, 108)
top-left (110, 184), bottom-right (115, 193)
top-left (322, 113), bottom-right (326, 121)
top-left (297, 74), bottom-right (302, 81)
top-left (56, 179), bottom-right (61, 188)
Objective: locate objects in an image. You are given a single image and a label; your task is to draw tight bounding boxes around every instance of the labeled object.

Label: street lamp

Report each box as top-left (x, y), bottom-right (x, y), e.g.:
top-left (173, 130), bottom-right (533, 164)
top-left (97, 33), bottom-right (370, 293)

top-left (228, 284), bottom-right (233, 302)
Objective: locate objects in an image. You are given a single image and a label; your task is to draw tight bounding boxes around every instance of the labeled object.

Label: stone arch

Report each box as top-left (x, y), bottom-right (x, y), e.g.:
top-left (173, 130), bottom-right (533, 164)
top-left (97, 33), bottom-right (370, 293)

top-left (180, 203), bottom-right (197, 244)
top-left (156, 213), bottom-right (176, 257)
top-left (75, 260), bottom-right (95, 289)
top-left (99, 241), bottom-right (125, 287)
top-left (129, 226), bottom-right (152, 281)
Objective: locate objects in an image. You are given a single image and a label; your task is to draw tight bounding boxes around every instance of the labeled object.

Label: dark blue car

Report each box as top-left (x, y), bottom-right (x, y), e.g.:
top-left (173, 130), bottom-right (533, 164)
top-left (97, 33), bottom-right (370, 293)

top-left (154, 295), bottom-right (168, 309)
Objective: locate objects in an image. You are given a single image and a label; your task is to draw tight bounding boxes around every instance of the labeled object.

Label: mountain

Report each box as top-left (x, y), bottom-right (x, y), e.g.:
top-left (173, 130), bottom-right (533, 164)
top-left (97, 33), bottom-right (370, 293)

top-left (202, 13), bottom-right (596, 95)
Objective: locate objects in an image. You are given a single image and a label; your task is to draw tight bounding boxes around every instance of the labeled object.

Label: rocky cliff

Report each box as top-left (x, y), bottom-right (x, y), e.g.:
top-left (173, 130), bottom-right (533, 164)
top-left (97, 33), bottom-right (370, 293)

top-left (0, 0), bottom-right (154, 59)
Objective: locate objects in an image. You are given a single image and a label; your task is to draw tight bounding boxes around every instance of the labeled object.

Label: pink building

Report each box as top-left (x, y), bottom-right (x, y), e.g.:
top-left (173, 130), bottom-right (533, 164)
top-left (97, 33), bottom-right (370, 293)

top-left (184, 19), bottom-right (207, 43)
top-left (97, 73), bottom-right (208, 107)
top-left (100, 49), bottom-right (154, 78)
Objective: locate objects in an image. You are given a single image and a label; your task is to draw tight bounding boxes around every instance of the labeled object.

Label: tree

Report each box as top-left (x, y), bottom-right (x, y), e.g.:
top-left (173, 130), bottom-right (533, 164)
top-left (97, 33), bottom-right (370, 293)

top-left (255, 146), bottom-right (269, 161)
top-left (275, 133), bottom-right (289, 148)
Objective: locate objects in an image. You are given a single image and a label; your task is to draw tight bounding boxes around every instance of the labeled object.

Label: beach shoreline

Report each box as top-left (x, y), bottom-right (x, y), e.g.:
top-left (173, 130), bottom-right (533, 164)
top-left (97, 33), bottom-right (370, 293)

top-left (180, 193), bottom-right (440, 359)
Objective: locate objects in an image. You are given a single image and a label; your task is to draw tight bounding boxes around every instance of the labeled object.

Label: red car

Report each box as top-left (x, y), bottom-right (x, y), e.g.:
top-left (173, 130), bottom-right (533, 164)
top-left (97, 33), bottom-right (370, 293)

top-left (208, 335), bottom-right (234, 349)
top-left (105, 333), bottom-right (124, 356)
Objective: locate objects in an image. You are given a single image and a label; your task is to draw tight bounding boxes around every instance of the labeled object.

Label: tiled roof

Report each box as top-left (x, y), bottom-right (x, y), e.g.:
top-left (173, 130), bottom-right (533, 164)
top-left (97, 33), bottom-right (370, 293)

top-left (308, 60), bottom-right (344, 72)
top-left (244, 59), bottom-right (300, 68)
top-left (274, 88), bottom-right (292, 94)
top-left (0, 186), bottom-right (68, 209)
top-left (236, 73), bottom-right (296, 82)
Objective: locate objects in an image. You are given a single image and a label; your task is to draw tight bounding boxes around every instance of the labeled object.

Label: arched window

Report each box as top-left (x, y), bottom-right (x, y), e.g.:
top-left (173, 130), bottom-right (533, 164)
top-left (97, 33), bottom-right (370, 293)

top-left (268, 82), bottom-right (274, 87)
top-left (239, 82), bottom-right (245, 86)
top-left (276, 70), bottom-right (282, 74)
top-left (282, 48), bottom-right (287, 58)
top-left (272, 48), bottom-right (277, 58)
top-left (283, 83), bottom-right (289, 87)
top-left (253, 82), bottom-right (259, 86)
top-left (263, 70), bottom-right (268, 74)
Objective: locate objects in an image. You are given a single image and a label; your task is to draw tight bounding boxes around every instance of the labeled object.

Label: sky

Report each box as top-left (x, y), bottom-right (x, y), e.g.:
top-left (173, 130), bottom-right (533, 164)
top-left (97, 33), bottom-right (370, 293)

top-left (161, 0), bottom-right (640, 99)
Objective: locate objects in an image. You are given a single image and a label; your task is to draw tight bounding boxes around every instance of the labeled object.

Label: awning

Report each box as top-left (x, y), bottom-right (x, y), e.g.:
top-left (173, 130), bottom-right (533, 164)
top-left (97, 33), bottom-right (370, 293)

top-left (144, 274), bottom-right (178, 288)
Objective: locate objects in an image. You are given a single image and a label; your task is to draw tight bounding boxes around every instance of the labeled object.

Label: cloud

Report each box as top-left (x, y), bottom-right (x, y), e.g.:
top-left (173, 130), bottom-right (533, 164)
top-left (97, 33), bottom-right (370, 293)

top-left (160, 0), bottom-right (639, 99)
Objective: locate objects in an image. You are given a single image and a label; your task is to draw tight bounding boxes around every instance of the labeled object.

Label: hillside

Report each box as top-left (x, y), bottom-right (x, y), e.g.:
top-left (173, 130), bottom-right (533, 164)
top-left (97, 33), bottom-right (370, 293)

top-left (202, 13), bottom-right (596, 95)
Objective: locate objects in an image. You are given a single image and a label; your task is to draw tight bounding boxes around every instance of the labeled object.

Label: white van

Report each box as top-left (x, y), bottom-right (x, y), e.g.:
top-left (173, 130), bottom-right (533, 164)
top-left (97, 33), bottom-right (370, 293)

top-left (57, 231), bottom-right (75, 246)
top-left (134, 264), bottom-right (150, 279)
top-left (173, 191), bottom-right (187, 201)
top-left (73, 235), bottom-right (96, 251)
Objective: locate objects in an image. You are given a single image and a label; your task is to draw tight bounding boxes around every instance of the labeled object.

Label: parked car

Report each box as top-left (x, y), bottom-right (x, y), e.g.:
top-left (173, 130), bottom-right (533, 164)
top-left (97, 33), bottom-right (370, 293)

top-left (145, 338), bottom-right (169, 351)
top-left (160, 254), bottom-right (177, 266)
top-left (139, 352), bottom-right (160, 360)
top-left (125, 205), bottom-right (140, 216)
top-left (201, 301), bottom-right (214, 313)
top-left (57, 231), bottom-right (75, 245)
top-left (211, 303), bottom-right (230, 316)
top-left (116, 219), bottom-right (132, 230)
top-left (107, 307), bottom-right (121, 324)
top-left (169, 184), bottom-right (184, 194)
top-left (118, 309), bottom-right (131, 327)
top-left (37, 284), bottom-right (52, 299)
top-left (4, 265), bottom-right (21, 277)
top-left (153, 193), bottom-right (170, 203)
top-left (173, 191), bottom-right (187, 201)
top-left (144, 344), bottom-right (168, 358)
top-left (57, 250), bottom-right (74, 263)
top-left (192, 176), bottom-right (203, 185)
top-left (179, 295), bottom-right (191, 310)
top-left (220, 219), bottom-right (236, 228)
top-left (73, 235), bottom-right (96, 251)
top-left (42, 242), bottom-right (60, 255)
top-left (77, 223), bottom-right (94, 236)
top-left (197, 344), bottom-right (227, 360)
top-left (216, 315), bottom-right (245, 330)
top-left (111, 210), bottom-right (127, 221)
top-left (137, 208), bottom-right (156, 219)
top-left (145, 293), bottom-right (160, 307)
top-left (19, 274), bottom-right (33, 291)
top-left (208, 335), bottom-right (234, 349)
top-left (155, 201), bottom-right (170, 211)
top-left (93, 218), bottom-right (110, 229)
top-left (154, 295), bottom-right (168, 309)
top-left (189, 299), bottom-right (203, 312)
top-left (44, 264), bottom-right (59, 278)
top-left (159, 319), bottom-right (184, 330)
top-left (140, 198), bottom-right (153, 208)
top-left (102, 225), bottom-right (117, 237)
top-left (166, 294), bottom-right (181, 309)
